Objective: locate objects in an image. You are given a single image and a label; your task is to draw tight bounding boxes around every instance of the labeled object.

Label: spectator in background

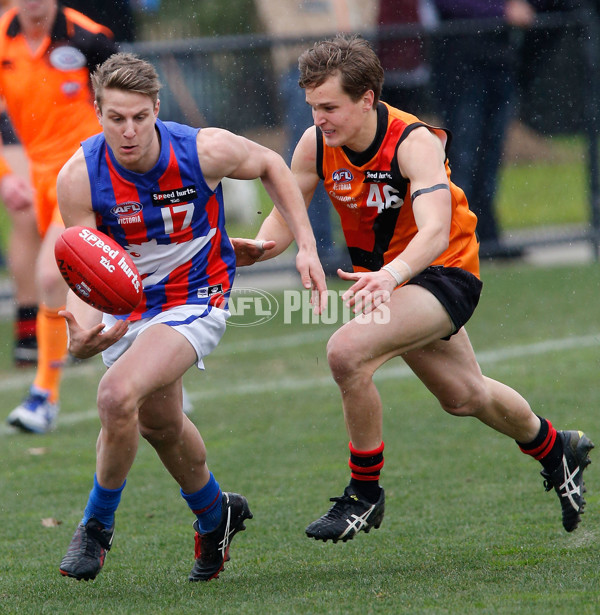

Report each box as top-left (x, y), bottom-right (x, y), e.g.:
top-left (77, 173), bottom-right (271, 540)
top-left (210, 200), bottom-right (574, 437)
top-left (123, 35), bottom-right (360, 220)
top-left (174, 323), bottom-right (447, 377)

top-left (432, 0), bottom-right (537, 260)
top-left (1, 0), bottom-right (118, 434)
top-left (377, 0), bottom-right (437, 117)
top-left (254, 0), bottom-right (378, 275)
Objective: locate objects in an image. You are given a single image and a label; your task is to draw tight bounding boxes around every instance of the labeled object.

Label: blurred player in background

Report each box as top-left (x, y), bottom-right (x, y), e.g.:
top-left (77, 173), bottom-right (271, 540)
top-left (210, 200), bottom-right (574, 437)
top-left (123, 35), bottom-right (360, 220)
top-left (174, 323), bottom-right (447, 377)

top-left (0, 0), bottom-right (39, 367)
top-left (56, 52), bottom-right (325, 582)
top-left (0, 100), bottom-right (40, 367)
top-left (251, 34), bottom-right (594, 541)
top-left (0, 0), bottom-right (117, 433)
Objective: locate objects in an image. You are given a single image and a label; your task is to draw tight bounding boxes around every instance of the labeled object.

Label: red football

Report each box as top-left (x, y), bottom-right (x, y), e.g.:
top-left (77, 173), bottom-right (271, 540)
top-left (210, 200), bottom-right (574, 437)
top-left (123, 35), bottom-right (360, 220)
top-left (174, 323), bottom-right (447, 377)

top-left (55, 226), bottom-right (142, 315)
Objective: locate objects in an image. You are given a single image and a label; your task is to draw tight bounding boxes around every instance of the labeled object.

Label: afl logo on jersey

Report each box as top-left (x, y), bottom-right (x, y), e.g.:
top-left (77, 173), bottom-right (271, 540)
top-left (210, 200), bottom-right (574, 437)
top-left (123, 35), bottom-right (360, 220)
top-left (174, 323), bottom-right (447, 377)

top-left (111, 202), bottom-right (143, 218)
top-left (111, 202), bottom-right (143, 225)
top-left (332, 168), bottom-right (354, 182)
top-left (50, 46), bottom-right (86, 71)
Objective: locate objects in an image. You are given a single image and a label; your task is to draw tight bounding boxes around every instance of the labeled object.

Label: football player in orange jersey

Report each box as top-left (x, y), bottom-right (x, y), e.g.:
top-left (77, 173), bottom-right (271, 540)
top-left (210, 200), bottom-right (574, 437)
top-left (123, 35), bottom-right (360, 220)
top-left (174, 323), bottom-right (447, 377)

top-left (0, 0), bottom-right (117, 432)
top-left (246, 34), bottom-right (593, 540)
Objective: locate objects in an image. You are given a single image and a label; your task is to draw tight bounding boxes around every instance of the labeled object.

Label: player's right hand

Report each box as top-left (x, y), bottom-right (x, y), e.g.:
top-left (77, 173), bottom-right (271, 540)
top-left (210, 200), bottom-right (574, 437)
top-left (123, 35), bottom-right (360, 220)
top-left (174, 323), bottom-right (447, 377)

top-left (59, 309), bottom-right (129, 359)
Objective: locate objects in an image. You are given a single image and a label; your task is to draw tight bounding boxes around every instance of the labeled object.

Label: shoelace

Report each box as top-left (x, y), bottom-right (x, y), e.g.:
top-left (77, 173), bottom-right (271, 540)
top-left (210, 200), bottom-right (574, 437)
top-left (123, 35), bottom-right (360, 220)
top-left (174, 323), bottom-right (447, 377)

top-left (325, 494), bottom-right (355, 519)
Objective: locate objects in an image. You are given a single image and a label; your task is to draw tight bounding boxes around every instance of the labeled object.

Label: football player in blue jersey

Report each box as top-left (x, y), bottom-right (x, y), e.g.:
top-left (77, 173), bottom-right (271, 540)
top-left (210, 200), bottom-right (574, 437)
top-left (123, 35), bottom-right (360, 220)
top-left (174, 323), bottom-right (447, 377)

top-left (56, 52), bottom-right (327, 582)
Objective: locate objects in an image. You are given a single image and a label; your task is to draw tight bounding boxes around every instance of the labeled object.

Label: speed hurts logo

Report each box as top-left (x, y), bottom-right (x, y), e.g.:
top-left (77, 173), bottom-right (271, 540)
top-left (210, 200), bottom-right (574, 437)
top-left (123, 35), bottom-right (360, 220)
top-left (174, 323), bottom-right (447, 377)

top-left (78, 228), bottom-right (141, 293)
top-left (79, 228), bottom-right (120, 259)
top-left (151, 186), bottom-right (198, 206)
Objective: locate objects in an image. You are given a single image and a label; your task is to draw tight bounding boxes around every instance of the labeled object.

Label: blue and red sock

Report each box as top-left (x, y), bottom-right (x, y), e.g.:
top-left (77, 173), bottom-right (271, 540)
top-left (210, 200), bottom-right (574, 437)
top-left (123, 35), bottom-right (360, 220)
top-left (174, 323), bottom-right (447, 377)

top-left (181, 472), bottom-right (223, 533)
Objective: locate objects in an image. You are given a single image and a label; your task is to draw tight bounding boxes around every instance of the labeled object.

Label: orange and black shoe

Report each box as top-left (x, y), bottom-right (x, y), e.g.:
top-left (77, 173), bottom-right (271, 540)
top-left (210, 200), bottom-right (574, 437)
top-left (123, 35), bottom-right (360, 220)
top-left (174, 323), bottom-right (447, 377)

top-left (541, 430), bottom-right (594, 532)
top-left (59, 518), bottom-right (114, 580)
top-left (189, 492), bottom-right (252, 581)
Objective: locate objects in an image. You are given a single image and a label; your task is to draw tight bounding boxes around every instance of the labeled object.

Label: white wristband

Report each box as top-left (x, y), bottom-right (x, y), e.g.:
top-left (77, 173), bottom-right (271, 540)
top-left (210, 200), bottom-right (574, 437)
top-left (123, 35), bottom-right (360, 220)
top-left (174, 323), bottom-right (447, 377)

top-left (382, 264), bottom-right (403, 286)
top-left (395, 258), bottom-right (413, 278)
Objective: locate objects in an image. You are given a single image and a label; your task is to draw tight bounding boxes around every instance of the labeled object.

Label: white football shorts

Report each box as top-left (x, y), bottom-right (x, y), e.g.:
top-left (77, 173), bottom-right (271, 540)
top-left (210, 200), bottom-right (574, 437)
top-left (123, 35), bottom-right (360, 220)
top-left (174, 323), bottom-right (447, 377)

top-left (101, 305), bottom-right (230, 370)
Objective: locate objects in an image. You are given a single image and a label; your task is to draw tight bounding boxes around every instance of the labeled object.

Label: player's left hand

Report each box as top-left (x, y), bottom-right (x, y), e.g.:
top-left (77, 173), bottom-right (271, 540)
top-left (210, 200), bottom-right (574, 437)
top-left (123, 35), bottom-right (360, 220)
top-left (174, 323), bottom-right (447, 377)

top-left (231, 237), bottom-right (276, 266)
top-left (338, 269), bottom-right (396, 315)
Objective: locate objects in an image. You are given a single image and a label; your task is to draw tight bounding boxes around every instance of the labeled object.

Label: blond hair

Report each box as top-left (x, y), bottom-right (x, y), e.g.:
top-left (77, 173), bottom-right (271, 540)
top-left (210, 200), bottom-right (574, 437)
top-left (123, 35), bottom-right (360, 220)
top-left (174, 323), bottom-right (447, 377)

top-left (91, 52), bottom-right (162, 109)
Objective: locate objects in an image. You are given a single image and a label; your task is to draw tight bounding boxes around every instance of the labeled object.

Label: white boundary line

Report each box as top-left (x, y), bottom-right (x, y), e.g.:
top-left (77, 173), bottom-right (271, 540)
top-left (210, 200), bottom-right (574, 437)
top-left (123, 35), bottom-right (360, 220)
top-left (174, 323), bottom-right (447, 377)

top-left (1, 332), bottom-right (598, 436)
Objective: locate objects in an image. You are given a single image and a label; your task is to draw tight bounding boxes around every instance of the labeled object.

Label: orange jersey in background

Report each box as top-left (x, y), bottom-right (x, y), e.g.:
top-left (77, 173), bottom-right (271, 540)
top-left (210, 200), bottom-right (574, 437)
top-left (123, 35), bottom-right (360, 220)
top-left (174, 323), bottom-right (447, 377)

top-left (0, 6), bottom-right (117, 231)
top-left (317, 102), bottom-right (480, 278)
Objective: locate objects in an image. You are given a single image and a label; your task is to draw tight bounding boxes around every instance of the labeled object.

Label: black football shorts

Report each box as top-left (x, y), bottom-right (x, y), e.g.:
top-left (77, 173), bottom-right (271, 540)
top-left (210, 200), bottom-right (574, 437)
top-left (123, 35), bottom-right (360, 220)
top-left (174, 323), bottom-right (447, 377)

top-left (406, 265), bottom-right (483, 339)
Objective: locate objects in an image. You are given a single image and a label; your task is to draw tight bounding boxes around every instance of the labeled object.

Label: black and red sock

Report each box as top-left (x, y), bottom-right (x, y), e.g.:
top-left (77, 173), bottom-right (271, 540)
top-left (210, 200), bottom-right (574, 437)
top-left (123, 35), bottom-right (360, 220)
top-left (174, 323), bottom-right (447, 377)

top-left (348, 441), bottom-right (384, 503)
top-left (14, 305), bottom-right (38, 366)
top-left (517, 416), bottom-right (563, 471)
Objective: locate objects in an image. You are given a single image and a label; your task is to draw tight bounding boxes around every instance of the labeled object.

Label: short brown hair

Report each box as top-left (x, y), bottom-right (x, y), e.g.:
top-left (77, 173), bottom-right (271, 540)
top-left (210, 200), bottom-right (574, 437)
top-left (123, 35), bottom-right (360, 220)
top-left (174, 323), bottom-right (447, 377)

top-left (91, 52), bottom-right (162, 109)
top-left (298, 34), bottom-right (384, 104)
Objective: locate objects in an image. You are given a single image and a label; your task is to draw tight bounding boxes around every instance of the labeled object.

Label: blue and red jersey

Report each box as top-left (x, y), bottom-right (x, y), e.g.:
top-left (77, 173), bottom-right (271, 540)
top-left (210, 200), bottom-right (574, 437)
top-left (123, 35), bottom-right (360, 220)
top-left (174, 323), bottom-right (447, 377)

top-left (82, 118), bottom-right (236, 321)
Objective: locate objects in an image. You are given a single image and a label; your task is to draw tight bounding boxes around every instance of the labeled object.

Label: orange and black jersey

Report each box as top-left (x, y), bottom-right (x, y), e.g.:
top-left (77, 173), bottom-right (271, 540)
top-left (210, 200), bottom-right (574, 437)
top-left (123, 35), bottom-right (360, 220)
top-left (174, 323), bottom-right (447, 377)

top-left (0, 6), bottom-right (117, 170)
top-left (316, 102), bottom-right (480, 278)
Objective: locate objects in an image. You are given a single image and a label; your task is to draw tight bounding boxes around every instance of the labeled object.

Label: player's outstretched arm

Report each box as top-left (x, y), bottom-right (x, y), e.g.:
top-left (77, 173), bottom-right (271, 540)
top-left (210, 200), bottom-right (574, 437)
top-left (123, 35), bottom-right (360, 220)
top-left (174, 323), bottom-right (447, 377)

top-left (198, 128), bottom-right (327, 313)
top-left (252, 125), bottom-right (324, 263)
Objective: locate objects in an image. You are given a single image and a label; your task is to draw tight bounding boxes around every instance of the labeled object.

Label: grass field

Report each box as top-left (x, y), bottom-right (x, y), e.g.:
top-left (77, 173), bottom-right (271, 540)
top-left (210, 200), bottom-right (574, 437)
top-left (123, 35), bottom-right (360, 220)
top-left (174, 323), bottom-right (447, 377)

top-left (0, 261), bottom-right (599, 614)
top-left (497, 134), bottom-right (588, 230)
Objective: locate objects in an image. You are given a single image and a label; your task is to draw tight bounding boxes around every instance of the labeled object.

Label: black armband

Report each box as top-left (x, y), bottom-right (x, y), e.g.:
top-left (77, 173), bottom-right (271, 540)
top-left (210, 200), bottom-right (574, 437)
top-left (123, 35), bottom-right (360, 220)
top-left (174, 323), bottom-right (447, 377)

top-left (411, 183), bottom-right (450, 201)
